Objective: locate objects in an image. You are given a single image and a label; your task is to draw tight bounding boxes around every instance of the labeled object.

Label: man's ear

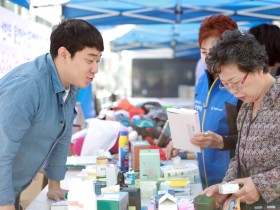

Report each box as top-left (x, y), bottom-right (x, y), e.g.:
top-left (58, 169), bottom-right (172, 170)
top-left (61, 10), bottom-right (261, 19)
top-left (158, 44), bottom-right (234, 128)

top-left (57, 47), bottom-right (70, 63)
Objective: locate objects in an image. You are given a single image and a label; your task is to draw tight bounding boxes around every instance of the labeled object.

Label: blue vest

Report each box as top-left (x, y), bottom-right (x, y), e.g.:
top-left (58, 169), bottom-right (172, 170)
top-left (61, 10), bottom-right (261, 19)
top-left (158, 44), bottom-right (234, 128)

top-left (195, 71), bottom-right (238, 188)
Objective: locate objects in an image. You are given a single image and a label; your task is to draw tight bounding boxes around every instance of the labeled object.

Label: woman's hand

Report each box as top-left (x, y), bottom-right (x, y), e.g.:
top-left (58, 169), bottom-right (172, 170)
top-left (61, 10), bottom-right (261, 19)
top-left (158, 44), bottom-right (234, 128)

top-left (191, 131), bottom-right (224, 149)
top-left (164, 141), bottom-right (180, 160)
top-left (203, 184), bottom-right (228, 208)
top-left (231, 177), bottom-right (260, 204)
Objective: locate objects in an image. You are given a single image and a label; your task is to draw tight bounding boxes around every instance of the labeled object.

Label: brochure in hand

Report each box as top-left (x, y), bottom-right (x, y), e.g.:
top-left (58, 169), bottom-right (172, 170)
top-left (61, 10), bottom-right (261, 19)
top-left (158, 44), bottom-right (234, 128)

top-left (167, 108), bottom-right (201, 153)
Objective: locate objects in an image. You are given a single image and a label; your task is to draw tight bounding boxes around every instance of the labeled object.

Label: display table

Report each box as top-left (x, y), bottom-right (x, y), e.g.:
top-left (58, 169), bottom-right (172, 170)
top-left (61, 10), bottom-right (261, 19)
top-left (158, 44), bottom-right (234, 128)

top-left (26, 160), bottom-right (202, 210)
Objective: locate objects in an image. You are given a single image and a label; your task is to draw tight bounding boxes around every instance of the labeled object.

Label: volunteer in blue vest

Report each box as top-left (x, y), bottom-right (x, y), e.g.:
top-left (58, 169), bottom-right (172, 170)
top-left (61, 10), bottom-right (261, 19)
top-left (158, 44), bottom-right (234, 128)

top-left (0, 19), bottom-right (104, 210)
top-left (165, 15), bottom-right (242, 189)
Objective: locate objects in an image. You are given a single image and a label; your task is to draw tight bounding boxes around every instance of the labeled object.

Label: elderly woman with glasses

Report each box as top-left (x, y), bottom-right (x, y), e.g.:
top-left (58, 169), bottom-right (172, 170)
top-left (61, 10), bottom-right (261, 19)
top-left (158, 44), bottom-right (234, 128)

top-left (202, 29), bottom-right (280, 209)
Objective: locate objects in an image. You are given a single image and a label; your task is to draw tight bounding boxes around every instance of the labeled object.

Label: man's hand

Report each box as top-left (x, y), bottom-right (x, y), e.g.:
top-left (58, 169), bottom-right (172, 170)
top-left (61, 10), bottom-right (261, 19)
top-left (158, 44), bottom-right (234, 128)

top-left (47, 180), bottom-right (67, 201)
top-left (191, 131), bottom-right (224, 149)
top-left (0, 205), bottom-right (15, 210)
top-left (231, 177), bottom-right (260, 204)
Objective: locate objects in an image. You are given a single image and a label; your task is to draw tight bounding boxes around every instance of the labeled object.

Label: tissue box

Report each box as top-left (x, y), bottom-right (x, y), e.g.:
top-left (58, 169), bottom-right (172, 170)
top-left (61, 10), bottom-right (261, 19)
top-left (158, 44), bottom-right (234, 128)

top-left (97, 192), bottom-right (128, 210)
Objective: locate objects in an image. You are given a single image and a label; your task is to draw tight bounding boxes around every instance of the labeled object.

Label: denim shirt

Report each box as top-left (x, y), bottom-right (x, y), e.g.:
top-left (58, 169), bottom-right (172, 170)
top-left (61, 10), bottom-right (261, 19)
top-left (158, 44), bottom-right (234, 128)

top-left (0, 53), bottom-right (78, 205)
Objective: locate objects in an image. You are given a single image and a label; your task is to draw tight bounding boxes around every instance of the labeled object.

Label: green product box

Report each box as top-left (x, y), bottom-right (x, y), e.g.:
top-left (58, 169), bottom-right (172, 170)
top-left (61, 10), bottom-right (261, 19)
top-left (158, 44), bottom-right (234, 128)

top-left (139, 149), bottom-right (160, 181)
top-left (97, 192), bottom-right (128, 210)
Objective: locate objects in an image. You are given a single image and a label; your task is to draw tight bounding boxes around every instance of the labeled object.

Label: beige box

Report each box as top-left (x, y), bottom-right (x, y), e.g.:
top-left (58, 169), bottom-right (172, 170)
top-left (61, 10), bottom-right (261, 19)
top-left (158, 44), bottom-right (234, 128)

top-left (20, 171), bottom-right (47, 209)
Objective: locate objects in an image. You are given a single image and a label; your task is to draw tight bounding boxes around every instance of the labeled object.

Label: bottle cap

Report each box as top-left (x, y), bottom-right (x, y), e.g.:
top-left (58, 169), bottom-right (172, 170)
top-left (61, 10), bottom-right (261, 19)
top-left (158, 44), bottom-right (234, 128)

top-left (98, 149), bottom-right (105, 156)
top-left (120, 130), bottom-right (128, 136)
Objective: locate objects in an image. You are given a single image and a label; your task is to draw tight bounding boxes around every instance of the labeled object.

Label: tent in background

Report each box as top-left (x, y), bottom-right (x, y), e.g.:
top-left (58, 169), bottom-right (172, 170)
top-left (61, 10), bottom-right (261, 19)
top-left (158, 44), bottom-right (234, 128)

top-left (10, 0), bottom-right (280, 58)
top-left (61, 0), bottom-right (280, 25)
top-left (110, 23), bottom-right (200, 58)
top-left (110, 20), bottom-right (268, 58)
top-left (11, 0), bottom-right (280, 24)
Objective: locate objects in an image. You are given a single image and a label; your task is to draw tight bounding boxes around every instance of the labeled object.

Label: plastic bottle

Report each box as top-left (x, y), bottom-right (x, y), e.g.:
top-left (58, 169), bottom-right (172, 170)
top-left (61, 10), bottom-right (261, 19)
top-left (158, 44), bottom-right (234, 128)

top-left (96, 149), bottom-right (108, 179)
top-left (68, 178), bottom-right (82, 210)
top-left (80, 180), bottom-right (97, 210)
top-left (125, 168), bottom-right (135, 186)
top-left (119, 129), bottom-right (129, 172)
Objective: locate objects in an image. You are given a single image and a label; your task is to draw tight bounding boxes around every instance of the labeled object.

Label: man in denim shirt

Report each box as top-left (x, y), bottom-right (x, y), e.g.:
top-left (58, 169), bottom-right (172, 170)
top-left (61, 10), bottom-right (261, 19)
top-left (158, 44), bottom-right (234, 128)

top-left (0, 19), bottom-right (104, 210)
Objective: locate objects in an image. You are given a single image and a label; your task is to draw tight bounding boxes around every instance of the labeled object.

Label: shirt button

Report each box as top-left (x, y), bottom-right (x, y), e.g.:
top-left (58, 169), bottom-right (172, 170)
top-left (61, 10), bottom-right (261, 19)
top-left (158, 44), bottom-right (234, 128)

top-left (60, 121), bottom-right (64, 124)
top-left (60, 104), bottom-right (63, 107)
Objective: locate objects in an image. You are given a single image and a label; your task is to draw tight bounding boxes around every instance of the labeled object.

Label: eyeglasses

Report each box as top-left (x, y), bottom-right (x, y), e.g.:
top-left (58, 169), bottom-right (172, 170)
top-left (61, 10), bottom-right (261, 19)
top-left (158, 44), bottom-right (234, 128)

top-left (219, 73), bottom-right (249, 92)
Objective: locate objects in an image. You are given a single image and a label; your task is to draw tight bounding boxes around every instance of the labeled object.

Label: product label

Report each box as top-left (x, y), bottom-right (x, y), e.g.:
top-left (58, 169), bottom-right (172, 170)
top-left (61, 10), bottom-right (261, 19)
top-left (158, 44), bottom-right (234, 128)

top-left (96, 165), bottom-right (106, 178)
top-left (119, 147), bottom-right (129, 171)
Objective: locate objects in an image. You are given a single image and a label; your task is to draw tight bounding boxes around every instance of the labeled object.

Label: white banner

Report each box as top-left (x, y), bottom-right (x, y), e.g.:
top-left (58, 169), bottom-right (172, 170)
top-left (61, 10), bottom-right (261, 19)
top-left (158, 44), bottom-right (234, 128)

top-left (0, 7), bottom-right (51, 78)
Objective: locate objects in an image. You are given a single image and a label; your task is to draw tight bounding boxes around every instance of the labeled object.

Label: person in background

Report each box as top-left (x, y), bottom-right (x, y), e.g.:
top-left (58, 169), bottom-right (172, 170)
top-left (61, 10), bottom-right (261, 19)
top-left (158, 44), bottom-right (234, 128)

top-left (195, 57), bottom-right (207, 85)
top-left (0, 19), bottom-right (104, 210)
top-left (203, 29), bottom-right (280, 209)
top-left (165, 15), bottom-right (242, 189)
top-left (248, 23), bottom-right (280, 76)
top-left (276, 66), bottom-right (280, 76)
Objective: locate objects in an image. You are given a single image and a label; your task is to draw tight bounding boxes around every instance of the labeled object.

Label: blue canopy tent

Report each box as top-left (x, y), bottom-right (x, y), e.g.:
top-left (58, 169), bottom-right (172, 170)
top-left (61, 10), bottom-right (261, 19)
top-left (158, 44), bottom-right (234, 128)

top-left (110, 20), bottom-right (268, 58)
top-left (61, 0), bottom-right (280, 25)
top-left (11, 0), bottom-right (280, 24)
top-left (110, 23), bottom-right (200, 58)
top-left (10, 0), bottom-right (279, 58)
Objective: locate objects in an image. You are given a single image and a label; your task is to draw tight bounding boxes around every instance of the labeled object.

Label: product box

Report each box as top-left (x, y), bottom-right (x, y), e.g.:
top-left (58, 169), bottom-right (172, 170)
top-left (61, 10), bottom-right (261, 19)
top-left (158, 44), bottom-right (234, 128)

top-left (97, 192), bottom-right (128, 210)
top-left (218, 183), bottom-right (239, 194)
top-left (50, 200), bottom-right (68, 210)
top-left (130, 140), bottom-right (150, 171)
top-left (160, 163), bottom-right (199, 183)
top-left (139, 149), bottom-right (160, 181)
top-left (194, 194), bottom-right (215, 210)
top-left (121, 187), bottom-right (141, 210)
top-left (106, 164), bottom-right (119, 187)
top-left (140, 181), bottom-right (157, 198)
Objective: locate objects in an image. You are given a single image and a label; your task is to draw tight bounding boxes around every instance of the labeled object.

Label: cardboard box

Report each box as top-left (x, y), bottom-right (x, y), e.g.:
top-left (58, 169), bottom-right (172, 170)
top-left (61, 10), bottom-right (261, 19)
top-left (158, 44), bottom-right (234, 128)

top-left (20, 171), bottom-right (47, 209)
top-left (130, 140), bottom-right (150, 171)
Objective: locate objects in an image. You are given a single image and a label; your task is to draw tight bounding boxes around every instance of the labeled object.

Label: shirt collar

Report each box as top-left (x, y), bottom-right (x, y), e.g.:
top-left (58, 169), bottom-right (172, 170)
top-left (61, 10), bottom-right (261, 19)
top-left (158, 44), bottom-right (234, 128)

top-left (47, 53), bottom-right (79, 95)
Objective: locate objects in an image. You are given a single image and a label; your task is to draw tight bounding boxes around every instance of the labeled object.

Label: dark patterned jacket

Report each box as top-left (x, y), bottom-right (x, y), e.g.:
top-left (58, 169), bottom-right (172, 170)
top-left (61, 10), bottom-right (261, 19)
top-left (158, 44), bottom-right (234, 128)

top-left (224, 76), bottom-right (280, 203)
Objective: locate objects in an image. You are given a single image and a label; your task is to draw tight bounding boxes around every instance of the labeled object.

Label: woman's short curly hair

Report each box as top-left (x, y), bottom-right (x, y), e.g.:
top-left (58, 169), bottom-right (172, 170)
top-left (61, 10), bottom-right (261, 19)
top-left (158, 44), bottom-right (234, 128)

top-left (198, 14), bottom-right (238, 48)
top-left (206, 29), bottom-right (269, 75)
